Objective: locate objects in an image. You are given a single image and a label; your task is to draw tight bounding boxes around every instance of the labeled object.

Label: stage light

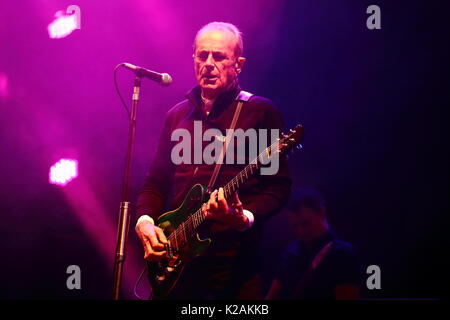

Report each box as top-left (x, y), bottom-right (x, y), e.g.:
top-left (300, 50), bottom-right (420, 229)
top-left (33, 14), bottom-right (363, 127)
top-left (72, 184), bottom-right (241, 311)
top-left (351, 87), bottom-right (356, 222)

top-left (0, 72), bottom-right (8, 99)
top-left (49, 158), bottom-right (78, 186)
top-left (47, 6), bottom-right (80, 39)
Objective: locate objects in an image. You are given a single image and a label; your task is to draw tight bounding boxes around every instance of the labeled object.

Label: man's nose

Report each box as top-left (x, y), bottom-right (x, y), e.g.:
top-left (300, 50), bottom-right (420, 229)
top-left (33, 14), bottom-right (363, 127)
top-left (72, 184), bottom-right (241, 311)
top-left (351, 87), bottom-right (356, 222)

top-left (205, 53), bottom-right (215, 67)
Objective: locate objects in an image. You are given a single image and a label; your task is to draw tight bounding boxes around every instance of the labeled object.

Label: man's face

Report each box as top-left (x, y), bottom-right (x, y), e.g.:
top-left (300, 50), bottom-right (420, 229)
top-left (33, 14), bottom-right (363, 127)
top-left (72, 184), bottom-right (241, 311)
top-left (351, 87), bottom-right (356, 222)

top-left (288, 206), bottom-right (326, 244)
top-left (194, 30), bottom-right (242, 96)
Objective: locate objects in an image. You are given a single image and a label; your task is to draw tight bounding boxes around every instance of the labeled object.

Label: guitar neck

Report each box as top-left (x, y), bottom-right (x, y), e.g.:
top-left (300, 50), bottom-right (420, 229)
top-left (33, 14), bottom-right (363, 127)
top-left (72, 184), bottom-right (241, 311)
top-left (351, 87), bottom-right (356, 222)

top-left (170, 144), bottom-right (276, 249)
top-left (166, 123), bottom-right (304, 254)
top-left (222, 158), bottom-right (261, 198)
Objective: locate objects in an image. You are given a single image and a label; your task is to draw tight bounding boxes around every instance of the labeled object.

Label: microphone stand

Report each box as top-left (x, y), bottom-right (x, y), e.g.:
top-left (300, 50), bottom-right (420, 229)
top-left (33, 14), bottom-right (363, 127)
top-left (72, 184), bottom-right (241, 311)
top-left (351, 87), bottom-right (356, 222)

top-left (112, 76), bottom-right (141, 300)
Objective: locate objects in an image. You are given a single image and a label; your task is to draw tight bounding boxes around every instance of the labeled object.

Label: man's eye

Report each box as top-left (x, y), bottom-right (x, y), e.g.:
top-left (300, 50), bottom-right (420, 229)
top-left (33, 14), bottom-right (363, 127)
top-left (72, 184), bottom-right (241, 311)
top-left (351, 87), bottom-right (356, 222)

top-left (197, 53), bottom-right (208, 61)
top-left (213, 53), bottom-right (226, 61)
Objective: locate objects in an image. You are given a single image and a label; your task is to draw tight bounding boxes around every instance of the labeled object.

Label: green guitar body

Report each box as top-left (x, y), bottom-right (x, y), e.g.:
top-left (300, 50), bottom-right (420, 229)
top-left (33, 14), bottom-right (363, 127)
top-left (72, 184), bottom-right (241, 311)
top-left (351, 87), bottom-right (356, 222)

top-left (144, 124), bottom-right (304, 299)
top-left (147, 183), bottom-right (211, 299)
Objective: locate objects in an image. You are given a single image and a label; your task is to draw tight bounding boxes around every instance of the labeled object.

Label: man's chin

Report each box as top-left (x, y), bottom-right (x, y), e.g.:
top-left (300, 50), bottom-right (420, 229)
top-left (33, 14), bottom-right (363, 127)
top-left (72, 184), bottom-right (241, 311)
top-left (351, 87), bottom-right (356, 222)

top-left (200, 83), bottom-right (220, 92)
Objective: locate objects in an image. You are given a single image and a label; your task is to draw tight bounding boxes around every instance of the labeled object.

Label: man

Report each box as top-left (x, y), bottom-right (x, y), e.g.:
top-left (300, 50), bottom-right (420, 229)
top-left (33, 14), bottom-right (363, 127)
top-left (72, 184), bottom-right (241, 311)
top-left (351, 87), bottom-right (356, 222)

top-left (265, 188), bottom-right (361, 300)
top-left (135, 22), bottom-right (291, 299)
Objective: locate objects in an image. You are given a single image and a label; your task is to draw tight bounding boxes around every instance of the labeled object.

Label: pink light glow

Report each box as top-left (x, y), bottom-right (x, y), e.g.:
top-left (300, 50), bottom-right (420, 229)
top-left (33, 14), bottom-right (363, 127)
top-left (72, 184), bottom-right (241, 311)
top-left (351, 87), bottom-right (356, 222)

top-left (47, 11), bottom-right (78, 39)
top-left (0, 72), bottom-right (9, 99)
top-left (49, 158), bottom-right (78, 186)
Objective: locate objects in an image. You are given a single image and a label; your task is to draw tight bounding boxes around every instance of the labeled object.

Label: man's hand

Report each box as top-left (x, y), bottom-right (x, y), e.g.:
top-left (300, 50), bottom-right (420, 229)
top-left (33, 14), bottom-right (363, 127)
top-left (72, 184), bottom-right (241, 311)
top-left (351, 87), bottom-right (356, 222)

top-left (135, 219), bottom-right (168, 261)
top-left (201, 187), bottom-right (249, 230)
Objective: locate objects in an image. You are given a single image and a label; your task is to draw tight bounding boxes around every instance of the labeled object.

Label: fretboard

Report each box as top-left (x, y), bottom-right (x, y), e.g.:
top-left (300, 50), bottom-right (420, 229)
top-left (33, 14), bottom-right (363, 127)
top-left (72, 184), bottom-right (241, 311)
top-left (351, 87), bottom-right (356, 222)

top-left (166, 142), bottom-right (278, 255)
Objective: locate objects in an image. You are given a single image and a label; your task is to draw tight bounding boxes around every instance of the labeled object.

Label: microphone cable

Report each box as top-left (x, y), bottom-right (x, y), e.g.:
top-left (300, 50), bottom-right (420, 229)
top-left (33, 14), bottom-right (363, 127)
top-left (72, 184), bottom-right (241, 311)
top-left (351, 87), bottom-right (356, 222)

top-left (133, 264), bottom-right (149, 300)
top-left (114, 63), bottom-right (131, 118)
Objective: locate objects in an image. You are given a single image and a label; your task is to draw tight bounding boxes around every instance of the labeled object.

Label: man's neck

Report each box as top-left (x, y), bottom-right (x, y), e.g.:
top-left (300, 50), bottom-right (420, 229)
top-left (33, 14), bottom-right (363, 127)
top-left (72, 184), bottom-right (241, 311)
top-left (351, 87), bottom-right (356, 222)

top-left (201, 92), bottom-right (216, 102)
top-left (199, 81), bottom-right (239, 115)
top-left (201, 89), bottom-right (220, 101)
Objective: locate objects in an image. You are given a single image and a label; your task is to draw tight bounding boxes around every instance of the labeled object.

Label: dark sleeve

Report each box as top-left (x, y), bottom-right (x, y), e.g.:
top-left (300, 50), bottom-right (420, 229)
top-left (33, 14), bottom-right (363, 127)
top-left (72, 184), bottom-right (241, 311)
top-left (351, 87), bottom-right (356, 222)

top-left (275, 247), bottom-right (293, 283)
top-left (244, 100), bottom-right (292, 222)
top-left (274, 242), bottom-right (299, 298)
top-left (136, 112), bottom-right (176, 221)
top-left (333, 245), bottom-right (362, 287)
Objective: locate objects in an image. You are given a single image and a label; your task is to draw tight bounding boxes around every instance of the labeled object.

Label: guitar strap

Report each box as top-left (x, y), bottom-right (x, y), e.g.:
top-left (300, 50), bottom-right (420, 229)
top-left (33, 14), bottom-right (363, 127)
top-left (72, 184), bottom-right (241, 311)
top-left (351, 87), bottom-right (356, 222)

top-left (206, 90), bottom-right (253, 192)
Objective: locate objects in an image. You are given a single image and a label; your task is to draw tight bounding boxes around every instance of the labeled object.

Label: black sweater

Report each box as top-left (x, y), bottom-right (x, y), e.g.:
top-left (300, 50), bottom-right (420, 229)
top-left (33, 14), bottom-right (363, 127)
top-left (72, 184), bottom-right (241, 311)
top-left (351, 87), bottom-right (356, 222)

top-left (136, 84), bottom-right (292, 281)
top-left (137, 84), bottom-right (291, 222)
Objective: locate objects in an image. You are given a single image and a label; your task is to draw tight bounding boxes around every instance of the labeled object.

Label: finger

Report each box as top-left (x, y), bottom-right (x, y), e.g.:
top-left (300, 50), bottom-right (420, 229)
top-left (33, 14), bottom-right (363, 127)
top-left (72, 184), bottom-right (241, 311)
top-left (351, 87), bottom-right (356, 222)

top-left (210, 190), bottom-right (218, 201)
top-left (143, 241), bottom-right (154, 257)
top-left (209, 190), bottom-right (218, 204)
top-left (155, 227), bottom-right (168, 244)
top-left (218, 187), bottom-right (224, 201)
top-left (209, 190), bottom-right (218, 210)
top-left (202, 203), bottom-right (209, 218)
top-left (143, 240), bottom-right (154, 260)
top-left (231, 192), bottom-right (243, 208)
top-left (146, 230), bottom-right (165, 250)
top-left (144, 249), bottom-right (167, 262)
top-left (230, 191), bottom-right (239, 203)
top-left (217, 188), bottom-right (228, 213)
top-left (209, 201), bottom-right (218, 212)
top-left (233, 194), bottom-right (242, 207)
top-left (144, 237), bottom-right (167, 254)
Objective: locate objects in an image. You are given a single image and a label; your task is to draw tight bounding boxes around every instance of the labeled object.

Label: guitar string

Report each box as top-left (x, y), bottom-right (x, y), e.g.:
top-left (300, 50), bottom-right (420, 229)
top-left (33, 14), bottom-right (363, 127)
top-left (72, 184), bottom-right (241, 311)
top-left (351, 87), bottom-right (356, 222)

top-left (165, 158), bottom-right (260, 253)
top-left (165, 137), bottom-right (288, 254)
top-left (166, 159), bottom-right (263, 251)
top-left (166, 146), bottom-right (275, 252)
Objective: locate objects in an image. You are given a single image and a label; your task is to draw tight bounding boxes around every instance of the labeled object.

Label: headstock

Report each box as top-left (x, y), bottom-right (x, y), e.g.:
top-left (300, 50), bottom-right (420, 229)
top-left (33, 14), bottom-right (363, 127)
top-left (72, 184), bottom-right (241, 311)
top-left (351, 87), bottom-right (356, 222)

top-left (277, 124), bottom-right (304, 155)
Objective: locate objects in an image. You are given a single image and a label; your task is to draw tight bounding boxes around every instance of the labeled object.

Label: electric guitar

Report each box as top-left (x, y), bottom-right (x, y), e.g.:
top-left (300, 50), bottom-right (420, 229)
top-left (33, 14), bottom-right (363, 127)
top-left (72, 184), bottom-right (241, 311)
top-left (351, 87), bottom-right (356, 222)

top-left (147, 124), bottom-right (304, 299)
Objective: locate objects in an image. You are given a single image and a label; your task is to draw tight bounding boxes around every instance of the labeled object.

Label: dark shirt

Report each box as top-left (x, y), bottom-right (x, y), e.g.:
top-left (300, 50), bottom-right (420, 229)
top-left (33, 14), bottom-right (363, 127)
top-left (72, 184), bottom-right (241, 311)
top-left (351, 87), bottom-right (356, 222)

top-left (136, 84), bottom-right (292, 297)
top-left (137, 84), bottom-right (291, 223)
top-left (276, 230), bottom-right (361, 300)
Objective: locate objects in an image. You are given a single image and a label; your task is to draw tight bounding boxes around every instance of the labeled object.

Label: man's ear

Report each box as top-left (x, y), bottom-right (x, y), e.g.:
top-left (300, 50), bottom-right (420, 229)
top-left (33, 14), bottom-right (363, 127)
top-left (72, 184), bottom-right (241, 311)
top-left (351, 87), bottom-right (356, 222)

top-left (236, 57), bottom-right (246, 73)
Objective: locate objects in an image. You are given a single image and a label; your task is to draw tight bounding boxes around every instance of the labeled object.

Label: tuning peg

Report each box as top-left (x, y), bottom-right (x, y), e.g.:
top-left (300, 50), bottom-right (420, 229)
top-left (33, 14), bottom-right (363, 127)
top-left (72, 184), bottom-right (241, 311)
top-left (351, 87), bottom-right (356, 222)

top-left (297, 144), bottom-right (303, 149)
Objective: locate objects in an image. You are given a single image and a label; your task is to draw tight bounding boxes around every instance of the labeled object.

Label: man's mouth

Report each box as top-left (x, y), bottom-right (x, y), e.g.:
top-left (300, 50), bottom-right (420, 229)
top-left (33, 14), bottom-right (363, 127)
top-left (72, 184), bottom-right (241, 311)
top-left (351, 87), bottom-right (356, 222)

top-left (202, 74), bottom-right (218, 80)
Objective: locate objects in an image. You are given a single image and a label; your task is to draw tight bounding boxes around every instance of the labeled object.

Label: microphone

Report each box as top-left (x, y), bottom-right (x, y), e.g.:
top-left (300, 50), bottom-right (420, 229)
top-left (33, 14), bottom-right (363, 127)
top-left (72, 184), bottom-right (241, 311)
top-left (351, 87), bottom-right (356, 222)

top-left (122, 63), bottom-right (172, 86)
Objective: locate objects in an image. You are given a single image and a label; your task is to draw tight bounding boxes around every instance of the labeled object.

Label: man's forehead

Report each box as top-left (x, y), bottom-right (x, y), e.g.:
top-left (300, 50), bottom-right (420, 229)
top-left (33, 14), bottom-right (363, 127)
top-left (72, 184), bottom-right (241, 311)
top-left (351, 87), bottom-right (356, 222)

top-left (195, 30), bottom-right (236, 52)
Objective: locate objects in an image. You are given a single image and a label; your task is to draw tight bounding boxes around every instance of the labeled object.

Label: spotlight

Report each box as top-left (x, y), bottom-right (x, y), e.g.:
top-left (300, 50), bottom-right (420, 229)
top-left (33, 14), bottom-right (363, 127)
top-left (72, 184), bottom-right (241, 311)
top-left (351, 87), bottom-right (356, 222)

top-left (49, 158), bottom-right (78, 186)
top-left (0, 72), bottom-right (8, 99)
top-left (47, 5), bottom-right (81, 39)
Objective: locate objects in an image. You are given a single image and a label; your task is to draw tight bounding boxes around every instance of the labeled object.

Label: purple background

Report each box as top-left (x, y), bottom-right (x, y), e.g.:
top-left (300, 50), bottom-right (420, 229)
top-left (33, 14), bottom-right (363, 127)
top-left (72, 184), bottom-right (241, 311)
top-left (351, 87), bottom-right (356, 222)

top-left (0, 0), bottom-right (447, 299)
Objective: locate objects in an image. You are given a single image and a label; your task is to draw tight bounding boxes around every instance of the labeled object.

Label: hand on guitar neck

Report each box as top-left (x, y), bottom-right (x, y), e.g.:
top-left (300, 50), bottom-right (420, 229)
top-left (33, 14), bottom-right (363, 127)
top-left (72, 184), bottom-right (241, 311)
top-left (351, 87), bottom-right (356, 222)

top-left (201, 187), bottom-right (250, 231)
